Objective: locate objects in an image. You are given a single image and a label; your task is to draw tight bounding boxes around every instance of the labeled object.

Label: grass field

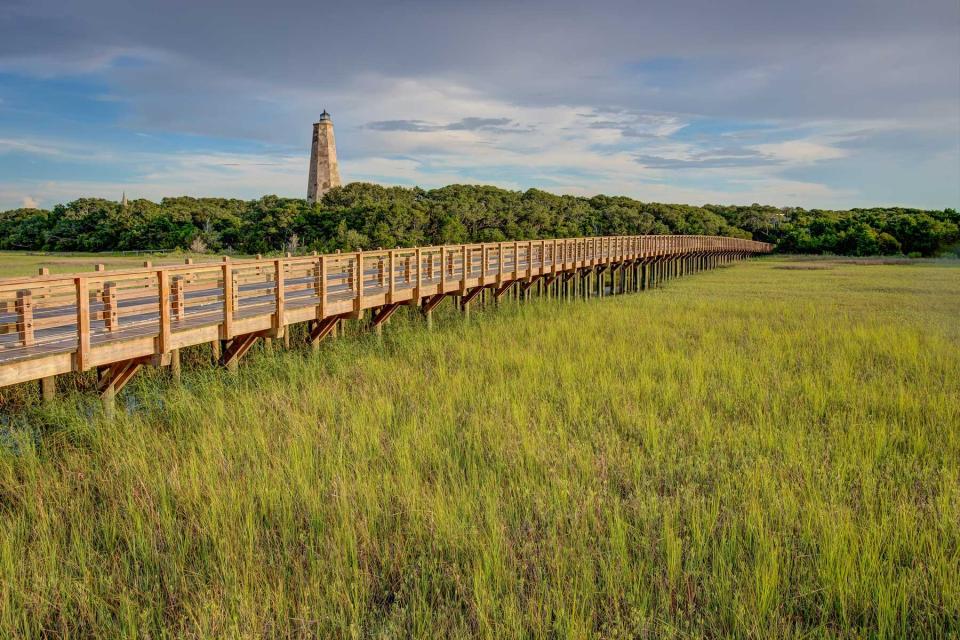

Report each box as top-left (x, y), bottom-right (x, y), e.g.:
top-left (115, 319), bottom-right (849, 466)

top-left (0, 251), bottom-right (218, 278)
top-left (0, 257), bottom-right (958, 638)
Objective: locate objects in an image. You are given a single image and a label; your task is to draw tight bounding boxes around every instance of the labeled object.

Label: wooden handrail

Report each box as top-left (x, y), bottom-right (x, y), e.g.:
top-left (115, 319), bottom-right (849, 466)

top-left (0, 234), bottom-right (772, 394)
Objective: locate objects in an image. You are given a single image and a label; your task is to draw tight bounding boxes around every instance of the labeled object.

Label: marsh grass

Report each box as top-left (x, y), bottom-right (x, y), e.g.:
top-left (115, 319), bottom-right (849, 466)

top-left (0, 251), bottom-right (216, 278)
top-left (0, 258), bottom-right (958, 638)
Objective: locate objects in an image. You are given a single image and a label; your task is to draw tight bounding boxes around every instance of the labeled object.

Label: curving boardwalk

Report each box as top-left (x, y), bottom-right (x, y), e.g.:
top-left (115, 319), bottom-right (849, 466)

top-left (0, 235), bottom-right (771, 407)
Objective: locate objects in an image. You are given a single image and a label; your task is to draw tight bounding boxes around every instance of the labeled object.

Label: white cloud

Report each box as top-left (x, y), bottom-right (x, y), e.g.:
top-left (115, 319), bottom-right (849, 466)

top-left (327, 76), bottom-right (864, 205)
top-left (752, 139), bottom-right (848, 165)
top-left (0, 138), bottom-right (68, 158)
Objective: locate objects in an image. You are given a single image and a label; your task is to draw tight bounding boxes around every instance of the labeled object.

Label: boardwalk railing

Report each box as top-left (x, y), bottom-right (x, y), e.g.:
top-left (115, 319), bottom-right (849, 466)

top-left (0, 234), bottom-right (771, 406)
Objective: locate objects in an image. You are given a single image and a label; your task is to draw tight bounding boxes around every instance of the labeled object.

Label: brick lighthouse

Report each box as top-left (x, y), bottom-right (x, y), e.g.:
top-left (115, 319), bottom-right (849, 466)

top-left (307, 110), bottom-right (342, 204)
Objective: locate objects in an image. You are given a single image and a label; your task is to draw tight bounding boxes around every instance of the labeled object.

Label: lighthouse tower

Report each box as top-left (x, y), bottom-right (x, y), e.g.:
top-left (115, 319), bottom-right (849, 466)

top-left (307, 110), bottom-right (342, 204)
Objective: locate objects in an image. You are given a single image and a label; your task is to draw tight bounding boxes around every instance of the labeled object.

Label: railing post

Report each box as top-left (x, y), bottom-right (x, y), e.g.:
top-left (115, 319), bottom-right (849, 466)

top-left (317, 256), bottom-right (327, 320)
top-left (34, 269), bottom-right (54, 400)
top-left (16, 290), bottom-right (33, 348)
top-left (221, 257), bottom-right (233, 340)
top-left (460, 247), bottom-right (471, 319)
top-left (414, 248), bottom-right (423, 300)
top-left (102, 282), bottom-right (118, 332)
top-left (158, 269), bottom-right (171, 355)
top-left (480, 246), bottom-right (488, 285)
top-left (513, 241), bottom-right (519, 281)
top-left (527, 241), bottom-right (534, 282)
top-left (355, 251), bottom-right (364, 315)
top-left (274, 259), bottom-right (285, 335)
top-left (76, 277), bottom-right (90, 371)
top-left (439, 246), bottom-right (446, 291)
top-left (497, 243), bottom-right (504, 284)
top-left (172, 276), bottom-right (185, 321)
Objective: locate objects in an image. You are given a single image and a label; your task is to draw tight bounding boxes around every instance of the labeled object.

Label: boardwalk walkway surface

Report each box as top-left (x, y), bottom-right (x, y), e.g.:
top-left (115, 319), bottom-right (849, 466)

top-left (0, 235), bottom-right (770, 406)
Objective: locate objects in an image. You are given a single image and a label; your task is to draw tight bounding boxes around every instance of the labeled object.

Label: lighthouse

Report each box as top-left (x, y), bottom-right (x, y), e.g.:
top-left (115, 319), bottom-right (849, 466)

top-left (306, 110), bottom-right (342, 204)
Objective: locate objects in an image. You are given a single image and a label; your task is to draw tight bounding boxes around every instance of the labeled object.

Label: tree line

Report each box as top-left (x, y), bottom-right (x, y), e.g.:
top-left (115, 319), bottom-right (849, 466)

top-left (0, 183), bottom-right (957, 257)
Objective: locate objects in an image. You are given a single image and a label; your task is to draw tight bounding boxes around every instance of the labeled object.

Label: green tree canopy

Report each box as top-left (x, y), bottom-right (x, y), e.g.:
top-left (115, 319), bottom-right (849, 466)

top-left (2, 185), bottom-right (957, 257)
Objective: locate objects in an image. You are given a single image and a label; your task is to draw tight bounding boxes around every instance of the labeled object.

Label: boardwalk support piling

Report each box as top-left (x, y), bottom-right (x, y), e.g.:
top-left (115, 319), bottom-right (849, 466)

top-left (170, 349), bottom-right (181, 383)
top-left (40, 376), bottom-right (55, 403)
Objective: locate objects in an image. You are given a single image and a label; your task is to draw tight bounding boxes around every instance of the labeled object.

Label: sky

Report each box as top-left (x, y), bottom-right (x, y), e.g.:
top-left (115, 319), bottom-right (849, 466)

top-left (1, 0), bottom-right (958, 211)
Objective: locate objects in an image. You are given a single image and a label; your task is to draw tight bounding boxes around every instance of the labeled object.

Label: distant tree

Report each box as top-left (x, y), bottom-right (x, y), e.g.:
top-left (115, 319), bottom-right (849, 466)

top-left (1, 185), bottom-right (957, 257)
top-left (877, 232), bottom-right (901, 255)
top-left (0, 208), bottom-right (51, 249)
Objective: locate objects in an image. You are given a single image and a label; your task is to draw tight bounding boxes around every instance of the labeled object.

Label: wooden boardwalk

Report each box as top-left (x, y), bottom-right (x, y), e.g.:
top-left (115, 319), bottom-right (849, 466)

top-left (0, 234), bottom-right (771, 407)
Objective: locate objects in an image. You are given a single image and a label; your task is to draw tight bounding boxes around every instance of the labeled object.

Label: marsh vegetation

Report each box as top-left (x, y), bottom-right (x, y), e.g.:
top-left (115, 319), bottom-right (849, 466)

top-left (1, 258), bottom-right (957, 637)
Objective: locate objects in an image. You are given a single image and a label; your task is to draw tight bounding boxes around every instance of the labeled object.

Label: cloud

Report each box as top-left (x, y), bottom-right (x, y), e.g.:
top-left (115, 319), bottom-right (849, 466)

top-left (0, 137), bottom-right (67, 157)
top-left (445, 117), bottom-right (513, 131)
top-left (635, 151), bottom-right (774, 170)
top-left (366, 117), bottom-right (517, 133)
top-left (366, 120), bottom-right (436, 132)
top-left (4, 1), bottom-right (958, 125)
top-left (0, 0), bottom-right (957, 209)
top-left (1, 74), bottom-right (956, 210)
top-left (20, 196), bottom-right (38, 208)
top-left (584, 113), bottom-right (688, 138)
top-left (752, 140), bottom-right (848, 165)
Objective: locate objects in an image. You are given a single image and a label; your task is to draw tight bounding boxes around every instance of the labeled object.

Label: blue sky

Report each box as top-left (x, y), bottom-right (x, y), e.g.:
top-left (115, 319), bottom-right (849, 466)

top-left (1, 0), bottom-right (958, 210)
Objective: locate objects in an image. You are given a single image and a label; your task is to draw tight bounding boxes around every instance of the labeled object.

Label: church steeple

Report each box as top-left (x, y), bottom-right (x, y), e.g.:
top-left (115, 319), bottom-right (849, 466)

top-left (120, 192), bottom-right (128, 207)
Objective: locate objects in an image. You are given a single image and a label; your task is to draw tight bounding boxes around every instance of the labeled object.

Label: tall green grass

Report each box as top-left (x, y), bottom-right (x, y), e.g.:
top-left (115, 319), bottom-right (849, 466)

top-left (1, 258), bottom-right (958, 638)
